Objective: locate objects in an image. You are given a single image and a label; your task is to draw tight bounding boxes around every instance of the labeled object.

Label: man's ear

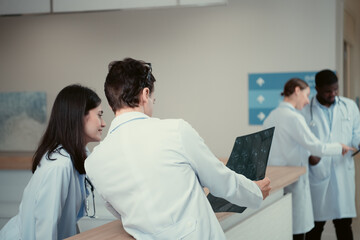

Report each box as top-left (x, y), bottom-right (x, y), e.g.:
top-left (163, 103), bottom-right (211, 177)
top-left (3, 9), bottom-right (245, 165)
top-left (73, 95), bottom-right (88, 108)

top-left (140, 88), bottom-right (150, 104)
top-left (315, 86), bottom-right (319, 93)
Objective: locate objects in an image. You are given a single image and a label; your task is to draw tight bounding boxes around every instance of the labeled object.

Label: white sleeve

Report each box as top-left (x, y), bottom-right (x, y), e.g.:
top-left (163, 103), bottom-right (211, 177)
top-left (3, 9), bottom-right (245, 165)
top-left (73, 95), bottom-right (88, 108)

top-left (349, 100), bottom-right (360, 148)
top-left (104, 201), bottom-right (122, 220)
top-left (178, 120), bottom-right (263, 209)
top-left (291, 115), bottom-right (342, 156)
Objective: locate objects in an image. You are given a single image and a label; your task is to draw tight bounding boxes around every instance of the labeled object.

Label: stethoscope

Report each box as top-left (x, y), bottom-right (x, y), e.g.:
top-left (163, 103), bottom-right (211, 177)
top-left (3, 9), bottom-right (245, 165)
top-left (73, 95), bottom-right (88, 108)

top-left (85, 177), bottom-right (96, 218)
top-left (309, 96), bottom-right (350, 127)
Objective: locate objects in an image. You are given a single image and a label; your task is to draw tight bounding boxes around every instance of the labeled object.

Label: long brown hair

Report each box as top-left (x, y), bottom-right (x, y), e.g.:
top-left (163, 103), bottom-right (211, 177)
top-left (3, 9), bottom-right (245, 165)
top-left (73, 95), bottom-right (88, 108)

top-left (32, 84), bottom-right (101, 174)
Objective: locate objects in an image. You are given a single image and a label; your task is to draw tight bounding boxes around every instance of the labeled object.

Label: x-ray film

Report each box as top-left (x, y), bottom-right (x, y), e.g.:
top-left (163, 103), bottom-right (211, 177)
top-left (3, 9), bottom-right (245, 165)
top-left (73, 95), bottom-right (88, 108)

top-left (207, 127), bottom-right (275, 213)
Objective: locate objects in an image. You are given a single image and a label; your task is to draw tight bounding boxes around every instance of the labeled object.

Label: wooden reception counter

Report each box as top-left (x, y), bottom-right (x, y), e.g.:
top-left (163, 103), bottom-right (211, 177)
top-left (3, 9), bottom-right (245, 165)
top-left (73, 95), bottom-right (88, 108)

top-left (66, 166), bottom-right (305, 240)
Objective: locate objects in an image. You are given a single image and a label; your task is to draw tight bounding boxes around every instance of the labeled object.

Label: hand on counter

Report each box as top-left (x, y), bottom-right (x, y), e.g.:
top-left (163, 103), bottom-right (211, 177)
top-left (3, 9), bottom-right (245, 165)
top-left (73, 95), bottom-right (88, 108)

top-left (254, 177), bottom-right (271, 200)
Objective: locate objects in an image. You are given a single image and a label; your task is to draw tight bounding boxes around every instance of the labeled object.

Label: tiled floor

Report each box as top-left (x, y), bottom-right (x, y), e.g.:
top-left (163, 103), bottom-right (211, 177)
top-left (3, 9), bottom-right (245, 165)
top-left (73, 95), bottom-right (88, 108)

top-left (322, 221), bottom-right (337, 240)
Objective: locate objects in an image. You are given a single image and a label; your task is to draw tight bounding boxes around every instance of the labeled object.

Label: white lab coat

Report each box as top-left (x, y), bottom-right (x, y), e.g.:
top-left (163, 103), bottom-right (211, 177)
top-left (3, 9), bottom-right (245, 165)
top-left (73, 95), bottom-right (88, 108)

top-left (85, 112), bottom-right (263, 240)
top-left (263, 102), bottom-right (342, 234)
top-left (0, 147), bottom-right (86, 240)
top-left (302, 96), bottom-right (360, 221)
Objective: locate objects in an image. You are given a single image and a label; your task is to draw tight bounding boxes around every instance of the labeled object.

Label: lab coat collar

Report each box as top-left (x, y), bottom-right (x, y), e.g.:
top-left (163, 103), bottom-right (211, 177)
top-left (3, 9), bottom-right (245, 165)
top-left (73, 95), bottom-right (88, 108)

top-left (279, 101), bottom-right (296, 111)
top-left (313, 96), bottom-right (338, 131)
top-left (313, 95), bottom-right (339, 109)
top-left (108, 111), bottom-right (150, 134)
top-left (55, 145), bottom-right (89, 157)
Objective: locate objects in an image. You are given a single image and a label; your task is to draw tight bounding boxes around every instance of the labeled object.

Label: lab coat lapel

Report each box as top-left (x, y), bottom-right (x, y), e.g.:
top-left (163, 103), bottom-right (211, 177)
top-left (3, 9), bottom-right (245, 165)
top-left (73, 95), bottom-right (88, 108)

top-left (313, 99), bottom-right (331, 141)
top-left (330, 101), bottom-right (339, 141)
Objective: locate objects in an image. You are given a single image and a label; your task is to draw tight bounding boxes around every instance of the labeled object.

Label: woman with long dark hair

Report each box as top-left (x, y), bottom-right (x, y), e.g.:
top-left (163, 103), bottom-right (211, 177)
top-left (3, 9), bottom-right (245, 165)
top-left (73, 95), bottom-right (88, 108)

top-left (0, 84), bottom-right (106, 240)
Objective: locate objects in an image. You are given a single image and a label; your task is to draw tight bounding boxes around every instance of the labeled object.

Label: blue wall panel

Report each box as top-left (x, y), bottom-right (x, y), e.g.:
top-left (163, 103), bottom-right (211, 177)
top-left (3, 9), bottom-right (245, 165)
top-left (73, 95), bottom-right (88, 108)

top-left (248, 71), bottom-right (317, 125)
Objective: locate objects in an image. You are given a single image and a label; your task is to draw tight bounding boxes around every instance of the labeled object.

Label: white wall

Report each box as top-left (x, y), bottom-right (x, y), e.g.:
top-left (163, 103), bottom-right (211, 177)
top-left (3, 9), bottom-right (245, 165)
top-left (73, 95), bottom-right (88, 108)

top-left (0, 0), bottom-right (338, 158)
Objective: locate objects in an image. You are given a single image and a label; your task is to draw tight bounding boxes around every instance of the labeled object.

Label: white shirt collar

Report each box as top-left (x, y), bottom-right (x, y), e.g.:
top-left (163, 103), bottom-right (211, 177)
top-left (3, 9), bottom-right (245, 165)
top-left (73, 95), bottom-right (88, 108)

top-left (108, 111), bottom-right (149, 134)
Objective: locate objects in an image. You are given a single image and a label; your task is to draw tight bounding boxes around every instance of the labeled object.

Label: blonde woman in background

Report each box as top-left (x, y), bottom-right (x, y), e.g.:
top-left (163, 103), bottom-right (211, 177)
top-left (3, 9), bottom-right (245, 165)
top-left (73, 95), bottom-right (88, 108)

top-left (263, 78), bottom-right (354, 240)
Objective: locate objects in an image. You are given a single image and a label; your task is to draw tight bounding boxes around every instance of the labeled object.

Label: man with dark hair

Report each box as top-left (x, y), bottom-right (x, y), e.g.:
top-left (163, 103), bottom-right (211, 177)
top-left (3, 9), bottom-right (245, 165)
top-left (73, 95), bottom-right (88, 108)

top-left (302, 69), bottom-right (360, 240)
top-left (85, 58), bottom-right (271, 239)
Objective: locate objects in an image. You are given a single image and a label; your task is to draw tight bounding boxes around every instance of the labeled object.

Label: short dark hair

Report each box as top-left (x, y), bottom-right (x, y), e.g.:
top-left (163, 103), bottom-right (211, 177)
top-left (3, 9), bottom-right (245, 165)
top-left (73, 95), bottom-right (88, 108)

top-left (105, 58), bottom-right (156, 113)
top-left (281, 78), bottom-right (309, 97)
top-left (315, 69), bottom-right (338, 88)
top-left (32, 84), bottom-right (101, 174)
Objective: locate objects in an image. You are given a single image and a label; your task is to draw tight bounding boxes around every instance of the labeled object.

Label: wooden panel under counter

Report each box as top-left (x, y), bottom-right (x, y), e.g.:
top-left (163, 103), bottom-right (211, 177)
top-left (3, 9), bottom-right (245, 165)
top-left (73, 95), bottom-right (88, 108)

top-left (66, 166), bottom-right (306, 240)
top-left (0, 152), bottom-right (33, 170)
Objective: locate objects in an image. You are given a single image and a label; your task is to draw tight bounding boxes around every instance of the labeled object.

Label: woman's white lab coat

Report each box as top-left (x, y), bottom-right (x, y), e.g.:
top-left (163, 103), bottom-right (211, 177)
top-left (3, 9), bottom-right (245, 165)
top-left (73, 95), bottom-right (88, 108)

top-left (0, 147), bottom-right (86, 240)
top-left (302, 96), bottom-right (360, 221)
top-left (85, 112), bottom-right (263, 240)
top-left (263, 102), bottom-right (342, 234)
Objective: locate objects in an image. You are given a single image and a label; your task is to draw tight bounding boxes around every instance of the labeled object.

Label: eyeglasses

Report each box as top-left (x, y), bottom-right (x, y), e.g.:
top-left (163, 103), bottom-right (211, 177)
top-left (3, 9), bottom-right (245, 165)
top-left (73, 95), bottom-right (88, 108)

top-left (107, 61), bottom-right (117, 71)
top-left (145, 63), bottom-right (152, 82)
top-left (85, 177), bottom-right (96, 218)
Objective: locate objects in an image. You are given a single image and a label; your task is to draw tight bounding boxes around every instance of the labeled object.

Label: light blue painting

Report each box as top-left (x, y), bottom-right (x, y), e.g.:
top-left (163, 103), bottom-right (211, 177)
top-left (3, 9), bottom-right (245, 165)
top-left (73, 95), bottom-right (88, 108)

top-left (0, 92), bottom-right (46, 151)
